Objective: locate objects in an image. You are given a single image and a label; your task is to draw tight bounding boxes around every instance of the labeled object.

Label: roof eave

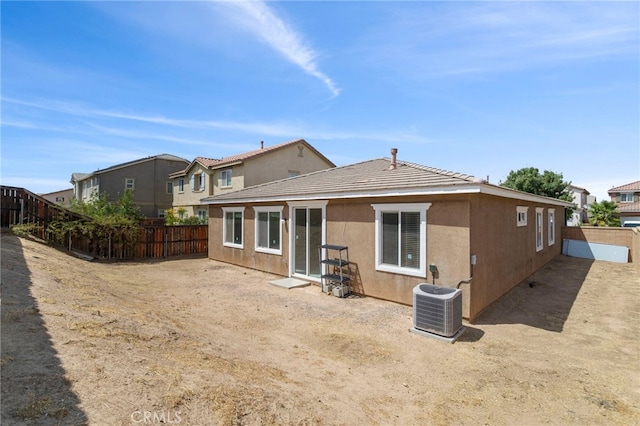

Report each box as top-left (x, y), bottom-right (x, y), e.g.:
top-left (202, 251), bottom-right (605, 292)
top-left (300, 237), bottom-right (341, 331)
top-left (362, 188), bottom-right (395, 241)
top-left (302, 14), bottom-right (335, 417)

top-left (200, 184), bottom-right (573, 207)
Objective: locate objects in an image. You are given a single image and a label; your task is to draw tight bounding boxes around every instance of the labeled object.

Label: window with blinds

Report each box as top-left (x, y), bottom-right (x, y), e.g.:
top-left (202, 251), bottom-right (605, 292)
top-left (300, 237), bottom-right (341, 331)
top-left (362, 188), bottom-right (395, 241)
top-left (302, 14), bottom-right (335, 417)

top-left (372, 203), bottom-right (430, 278)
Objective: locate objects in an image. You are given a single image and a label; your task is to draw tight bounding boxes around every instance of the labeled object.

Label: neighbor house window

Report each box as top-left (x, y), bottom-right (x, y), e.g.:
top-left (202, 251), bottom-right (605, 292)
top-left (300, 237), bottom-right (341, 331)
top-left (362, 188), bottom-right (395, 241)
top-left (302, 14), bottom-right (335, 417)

top-left (197, 209), bottom-right (208, 222)
top-left (178, 178), bottom-right (185, 192)
top-left (166, 182), bottom-right (173, 194)
top-left (548, 209), bottom-right (555, 246)
top-left (125, 178), bottom-right (135, 190)
top-left (517, 206), bottom-right (528, 227)
top-left (254, 207), bottom-right (283, 255)
top-left (222, 207), bottom-right (244, 248)
top-left (192, 173), bottom-right (205, 192)
top-left (620, 193), bottom-right (634, 202)
top-left (536, 208), bottom-right (544, 252)
top-left (288, 171), bottom-right (300, 178)
top-left (372, 203), bottom-right (431, 278)
top-left (221, 169), bottom-right (232, 187)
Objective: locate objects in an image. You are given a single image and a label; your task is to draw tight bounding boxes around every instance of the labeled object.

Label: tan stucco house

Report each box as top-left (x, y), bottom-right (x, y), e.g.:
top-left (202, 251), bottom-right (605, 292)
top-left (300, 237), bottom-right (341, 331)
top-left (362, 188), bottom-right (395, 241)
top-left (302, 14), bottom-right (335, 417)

top-left (201, 150), bottom-right (572, 321)
top-left (70, 154), bottom-right (189, 218)
top-left (608, 180), bottom-right (640, 227)
top-left (169, 139), bottom-right (335, 221)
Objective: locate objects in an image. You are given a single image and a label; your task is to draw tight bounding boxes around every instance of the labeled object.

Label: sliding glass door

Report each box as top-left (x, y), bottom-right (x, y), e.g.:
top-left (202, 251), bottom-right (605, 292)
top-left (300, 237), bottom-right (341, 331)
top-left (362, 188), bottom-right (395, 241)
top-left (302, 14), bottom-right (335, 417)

top-left (292, 206), bottom-right (323, 279)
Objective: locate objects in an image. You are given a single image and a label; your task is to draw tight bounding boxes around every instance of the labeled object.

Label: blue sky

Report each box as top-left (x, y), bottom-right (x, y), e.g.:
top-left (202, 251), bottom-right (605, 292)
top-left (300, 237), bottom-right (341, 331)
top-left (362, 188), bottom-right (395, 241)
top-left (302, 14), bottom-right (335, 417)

top-left (2, 1), bottom-right (638, 202)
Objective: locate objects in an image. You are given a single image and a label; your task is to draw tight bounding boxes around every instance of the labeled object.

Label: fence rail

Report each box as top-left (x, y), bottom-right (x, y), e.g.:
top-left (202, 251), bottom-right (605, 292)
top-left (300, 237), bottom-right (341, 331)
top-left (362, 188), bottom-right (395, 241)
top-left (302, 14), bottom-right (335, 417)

top-left (1, 186), bottom-right (208, 260)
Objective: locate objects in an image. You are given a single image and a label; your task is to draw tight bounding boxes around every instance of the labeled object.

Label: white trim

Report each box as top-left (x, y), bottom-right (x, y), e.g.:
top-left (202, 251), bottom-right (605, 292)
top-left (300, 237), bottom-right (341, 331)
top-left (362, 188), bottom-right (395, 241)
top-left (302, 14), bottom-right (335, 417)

top-left (203, 184), bottom-right (572, 208)
top-left (253, 206), bottom-right (284, 255)
top-left (371, 203), bottom-right (431, 278)
top-left (517, 206), bottom-right (528, 227)
top-left (222, 207), bottom-right (245, 249)
top-left (548, 209), bottom-right (556, 246)
top-left (288, 203), bottom-right (327, 280)
top-left (535, 207), bottom-right (544, 252)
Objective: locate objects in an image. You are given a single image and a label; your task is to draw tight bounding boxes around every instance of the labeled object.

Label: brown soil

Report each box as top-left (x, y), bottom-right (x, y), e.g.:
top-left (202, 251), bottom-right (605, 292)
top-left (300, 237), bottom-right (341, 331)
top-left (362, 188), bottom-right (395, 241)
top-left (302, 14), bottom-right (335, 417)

top-left (2, 232), bottom-right (639, 425)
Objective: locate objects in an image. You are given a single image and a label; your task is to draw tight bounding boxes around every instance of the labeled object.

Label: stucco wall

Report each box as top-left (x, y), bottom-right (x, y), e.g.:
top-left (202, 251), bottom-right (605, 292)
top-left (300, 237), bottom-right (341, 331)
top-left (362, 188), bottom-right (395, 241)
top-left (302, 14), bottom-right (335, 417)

top-left (207, 194), bottom-right (566, 321)
top-left (208, 203), bottom-right (290, 277)
top-left (100, 158), bottom-right (186, 217)
top-left (213, 165), bottom-right (245, 195)
top-left (468, 195), bottom-right (563, 320)
top-left (561, 226), bottom-right (636, 263)
top-left (243, 144), bottom-right (333, 187)
top-left (172, 165), bottom-right (213, 212)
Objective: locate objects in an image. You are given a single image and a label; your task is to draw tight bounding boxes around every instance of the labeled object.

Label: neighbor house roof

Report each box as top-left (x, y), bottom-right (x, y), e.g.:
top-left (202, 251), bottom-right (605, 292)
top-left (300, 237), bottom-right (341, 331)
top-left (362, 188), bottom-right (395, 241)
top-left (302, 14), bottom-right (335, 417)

top-left (617, 201), bottom-right (640, 214)
top-left (201, 157), bottom-right (573, 207)
top-left (608, 180), bottom-right (640, 193)
top-left (169, 139), bottom-right (335, 179)
top-left (71, 154), bottom-right (189, 183)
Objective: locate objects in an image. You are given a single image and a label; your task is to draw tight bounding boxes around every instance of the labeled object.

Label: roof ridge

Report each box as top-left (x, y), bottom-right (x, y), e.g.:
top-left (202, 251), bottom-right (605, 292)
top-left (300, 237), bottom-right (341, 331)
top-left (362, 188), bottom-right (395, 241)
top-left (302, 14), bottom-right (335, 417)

top-left (397, 158), bottom-right (478, 182)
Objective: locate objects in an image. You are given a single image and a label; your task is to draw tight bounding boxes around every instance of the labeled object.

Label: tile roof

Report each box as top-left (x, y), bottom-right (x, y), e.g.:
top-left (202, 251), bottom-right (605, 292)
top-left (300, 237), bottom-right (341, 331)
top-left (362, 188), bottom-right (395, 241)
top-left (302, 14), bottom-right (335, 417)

top-left (618, 201), bottom-right (640, 213)
top-left (608, 180), bottom-right (640, 193)
top-left (211, 138), bottom-right (334, 169)
top-left (169, 139), bottom-right (334, 178)
top-left (202, 158), bottom-right (481, 204)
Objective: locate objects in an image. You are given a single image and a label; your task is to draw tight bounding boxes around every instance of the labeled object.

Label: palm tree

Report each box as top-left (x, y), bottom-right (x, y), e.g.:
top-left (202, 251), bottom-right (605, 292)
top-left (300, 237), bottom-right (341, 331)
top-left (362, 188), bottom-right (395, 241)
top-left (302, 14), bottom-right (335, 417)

top-left (588, 200), bottom-right (621, 227)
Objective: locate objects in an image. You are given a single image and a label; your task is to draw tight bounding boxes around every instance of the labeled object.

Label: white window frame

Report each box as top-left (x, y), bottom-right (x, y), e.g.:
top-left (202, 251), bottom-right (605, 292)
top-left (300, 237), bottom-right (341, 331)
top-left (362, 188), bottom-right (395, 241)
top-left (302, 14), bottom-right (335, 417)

top-left (192, 172), bottom-right (205, 192)
top-left (222, 207), bottom-right (244, 249)
top-left (548, 209), bottom-right (555, 246)
top-left (620, 193), bottom-right (634, 202)
top-left (536, 207), bottom-right (544, 252)
top-left (125, 178), bottom-right (135, 190)
top-left (254, 206), bottom-right (283, 255)
top-left (221, 169), bottom-right (232, 188)
top-left (372, 203), bottom-right (431, 278)
top-left (178, 178), bottom-right (185, 193)
top-left (517, 206), bottom-right (528, 227)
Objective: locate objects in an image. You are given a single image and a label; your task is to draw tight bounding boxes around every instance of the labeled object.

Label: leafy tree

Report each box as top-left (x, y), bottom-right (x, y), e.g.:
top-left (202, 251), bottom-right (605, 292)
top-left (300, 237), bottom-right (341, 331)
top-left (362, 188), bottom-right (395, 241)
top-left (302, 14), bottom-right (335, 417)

top-left (69, 189), bottom-right (142, 223)
top-left (164, 207), bottom-right (206, 225)
top-left (501, 167), bottom-right (573, 202)
top-left (44, 190), bottom-right (143, 256)
top-left (588, 200), bottom-right (620, 227)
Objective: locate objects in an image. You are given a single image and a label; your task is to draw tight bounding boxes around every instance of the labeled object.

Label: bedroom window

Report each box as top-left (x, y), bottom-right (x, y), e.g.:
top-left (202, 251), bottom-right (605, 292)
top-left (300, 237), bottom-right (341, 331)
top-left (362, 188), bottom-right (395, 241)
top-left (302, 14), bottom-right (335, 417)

top-left (223, 207), bottom-right (244, 249)
top-left (372, 203), bottom-right (430, 278)
top-left (221, 169), bottom-right (232, 188)
top-left (192, 173), bottom-right (205, 192)
top-left (254, 207), bottom-right (283, 255)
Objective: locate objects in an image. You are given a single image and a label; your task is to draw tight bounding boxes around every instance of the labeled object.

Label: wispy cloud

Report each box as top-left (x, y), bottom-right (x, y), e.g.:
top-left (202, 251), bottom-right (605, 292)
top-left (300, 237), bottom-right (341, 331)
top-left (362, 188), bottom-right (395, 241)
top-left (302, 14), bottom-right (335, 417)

top-left (218, 1), bottom-right (340, 97)
top-left (368, 2), bottom-right (640, 78)
top-left (3, 96), bottom-right (431, 145)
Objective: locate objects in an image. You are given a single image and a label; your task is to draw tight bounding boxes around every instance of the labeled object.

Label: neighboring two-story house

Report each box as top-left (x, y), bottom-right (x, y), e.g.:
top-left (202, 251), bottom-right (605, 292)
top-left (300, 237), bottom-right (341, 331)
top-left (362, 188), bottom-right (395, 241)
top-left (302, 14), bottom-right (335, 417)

top-left (608, 180), bottom-right (640, 227)
top-left (70, 154), bottom-right (189, 218)
top-left (169, 139), bottom-right (335, 221)
top-left (566, 185), bottom-right (595, 226)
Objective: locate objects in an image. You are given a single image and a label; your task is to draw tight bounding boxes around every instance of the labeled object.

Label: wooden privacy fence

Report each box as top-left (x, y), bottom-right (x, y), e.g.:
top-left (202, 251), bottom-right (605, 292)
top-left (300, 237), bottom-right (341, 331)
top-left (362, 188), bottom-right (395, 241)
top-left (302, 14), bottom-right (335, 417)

top-left (1, 186), bottom-right (86, 237)
top-left (66, 224), bottom-right (209, 260)
top-left (1, 186), bottom-right (208, 261)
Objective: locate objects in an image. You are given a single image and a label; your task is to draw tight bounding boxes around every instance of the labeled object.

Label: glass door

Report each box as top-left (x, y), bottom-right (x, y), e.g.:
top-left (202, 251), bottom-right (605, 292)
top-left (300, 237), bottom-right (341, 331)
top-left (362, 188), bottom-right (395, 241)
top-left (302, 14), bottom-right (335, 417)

top-left (293, 207), bottom-right (323, 279)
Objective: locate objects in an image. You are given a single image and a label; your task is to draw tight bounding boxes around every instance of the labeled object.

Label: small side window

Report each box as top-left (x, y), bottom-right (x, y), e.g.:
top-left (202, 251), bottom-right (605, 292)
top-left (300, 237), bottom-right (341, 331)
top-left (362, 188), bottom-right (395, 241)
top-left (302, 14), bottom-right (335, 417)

top-left (517, 206), bottom-right (528, 227)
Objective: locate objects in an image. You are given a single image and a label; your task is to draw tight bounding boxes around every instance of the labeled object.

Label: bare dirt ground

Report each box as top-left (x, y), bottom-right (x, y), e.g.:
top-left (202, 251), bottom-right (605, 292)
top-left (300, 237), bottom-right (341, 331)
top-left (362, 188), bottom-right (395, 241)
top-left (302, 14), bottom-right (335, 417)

top-left (2, 232), bottom-right (639, 426)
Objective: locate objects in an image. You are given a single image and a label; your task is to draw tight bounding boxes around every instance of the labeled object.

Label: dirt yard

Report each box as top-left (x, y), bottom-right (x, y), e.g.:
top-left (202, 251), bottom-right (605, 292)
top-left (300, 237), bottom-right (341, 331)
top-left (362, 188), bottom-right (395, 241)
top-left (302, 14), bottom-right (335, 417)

top-left (1, 232), bottom-right (639, 425)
